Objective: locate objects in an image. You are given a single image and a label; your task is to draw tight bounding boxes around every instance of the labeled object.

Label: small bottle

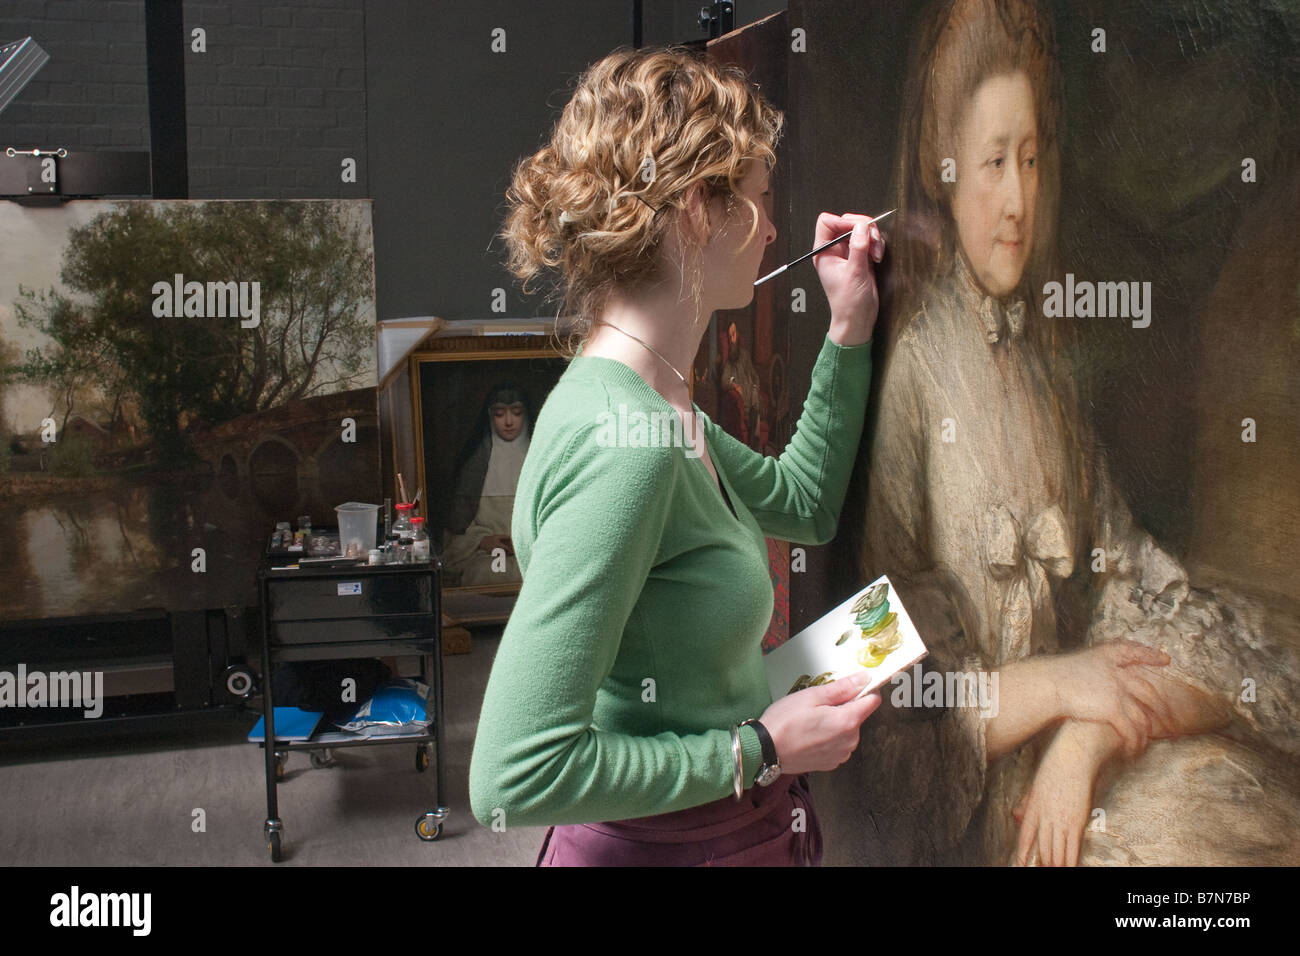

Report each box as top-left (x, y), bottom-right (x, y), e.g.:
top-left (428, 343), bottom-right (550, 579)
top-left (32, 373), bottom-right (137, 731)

top-left (393, 502), bottom-right (414, 541)
top-left (383, 533), bottom-right (401, 564)
top-left (368, 549), bottom-right (383, 566)
top-left (410, 517), bottom-right (431, 562)
top-left (397, 537), bottom-right (414, 564)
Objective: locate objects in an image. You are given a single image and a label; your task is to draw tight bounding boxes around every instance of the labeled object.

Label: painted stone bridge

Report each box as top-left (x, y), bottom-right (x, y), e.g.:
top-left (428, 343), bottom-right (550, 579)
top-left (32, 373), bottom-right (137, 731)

top-left (188, 387), bottom-right (381, 520)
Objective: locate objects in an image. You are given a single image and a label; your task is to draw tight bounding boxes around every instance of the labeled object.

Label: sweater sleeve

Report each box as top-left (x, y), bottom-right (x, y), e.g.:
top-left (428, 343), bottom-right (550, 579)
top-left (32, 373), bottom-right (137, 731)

top-left (468, 420), bottom-right (761, 828)
top-left (702, 333), bottom-right (873, 545)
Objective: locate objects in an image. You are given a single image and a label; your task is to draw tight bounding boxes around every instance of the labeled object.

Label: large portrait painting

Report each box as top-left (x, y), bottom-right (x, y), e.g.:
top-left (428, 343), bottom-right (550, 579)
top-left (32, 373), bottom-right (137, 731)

top-left (736, 0), bottom-right (1300, 865)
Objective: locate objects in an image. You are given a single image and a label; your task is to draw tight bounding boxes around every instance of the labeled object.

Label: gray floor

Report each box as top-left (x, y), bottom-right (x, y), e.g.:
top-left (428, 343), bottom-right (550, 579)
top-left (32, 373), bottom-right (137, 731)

top-left (0, 628), bottom-right (545, 866)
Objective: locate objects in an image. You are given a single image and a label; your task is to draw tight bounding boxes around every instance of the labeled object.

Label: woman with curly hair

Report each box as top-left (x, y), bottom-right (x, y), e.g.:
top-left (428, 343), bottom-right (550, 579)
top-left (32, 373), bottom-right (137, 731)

top-left (469, 45), bottom-right (887, 865)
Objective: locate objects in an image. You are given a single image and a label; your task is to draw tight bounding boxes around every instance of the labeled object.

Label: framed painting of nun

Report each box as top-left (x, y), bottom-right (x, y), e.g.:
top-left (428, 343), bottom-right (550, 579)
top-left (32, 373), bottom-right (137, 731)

top-left (377, 317), bottom-right (568, 623)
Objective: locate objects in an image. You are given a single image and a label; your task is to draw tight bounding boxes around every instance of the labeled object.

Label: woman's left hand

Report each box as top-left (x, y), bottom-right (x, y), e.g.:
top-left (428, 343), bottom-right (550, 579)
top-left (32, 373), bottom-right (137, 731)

top-left (811, 212), bottom-right (886, 345)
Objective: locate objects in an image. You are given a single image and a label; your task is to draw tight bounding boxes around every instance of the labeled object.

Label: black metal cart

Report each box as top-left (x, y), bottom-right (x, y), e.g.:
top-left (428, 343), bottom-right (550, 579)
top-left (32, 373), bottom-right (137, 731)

top-left (256, 553), bottom-right (448, 862)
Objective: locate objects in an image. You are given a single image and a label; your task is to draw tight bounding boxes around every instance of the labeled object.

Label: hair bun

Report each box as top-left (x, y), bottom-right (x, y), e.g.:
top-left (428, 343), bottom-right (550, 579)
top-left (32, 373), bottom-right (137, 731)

top-left (499, 45), bottom-right (783, 347)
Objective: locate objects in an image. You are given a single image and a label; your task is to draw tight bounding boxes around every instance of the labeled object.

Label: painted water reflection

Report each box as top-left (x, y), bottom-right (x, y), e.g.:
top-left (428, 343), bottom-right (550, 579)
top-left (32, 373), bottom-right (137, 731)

top-left (1, 475), bottom-right (268, 621)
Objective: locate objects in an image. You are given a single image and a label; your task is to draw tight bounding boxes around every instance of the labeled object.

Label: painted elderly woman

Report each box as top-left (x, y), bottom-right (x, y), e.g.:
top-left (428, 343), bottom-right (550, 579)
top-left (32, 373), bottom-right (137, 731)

top-left (819, 0), bottom-right (1300, 866)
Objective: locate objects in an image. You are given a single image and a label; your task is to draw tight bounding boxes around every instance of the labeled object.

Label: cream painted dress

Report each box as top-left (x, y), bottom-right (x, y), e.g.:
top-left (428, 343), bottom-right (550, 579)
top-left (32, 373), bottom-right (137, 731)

top-left (441, 495), bottom-right (522, 586)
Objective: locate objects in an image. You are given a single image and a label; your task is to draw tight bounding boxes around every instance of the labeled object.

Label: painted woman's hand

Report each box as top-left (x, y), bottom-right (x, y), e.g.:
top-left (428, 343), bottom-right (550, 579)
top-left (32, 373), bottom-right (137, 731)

top-left (811, 212), bottom-right (885, 345)
top-left (1053, 641), bottom-right (1173, 757)
top-left (477, 534), bottom-right (512, 554)
top-left (1013, 721), bottom-right (1104, 866)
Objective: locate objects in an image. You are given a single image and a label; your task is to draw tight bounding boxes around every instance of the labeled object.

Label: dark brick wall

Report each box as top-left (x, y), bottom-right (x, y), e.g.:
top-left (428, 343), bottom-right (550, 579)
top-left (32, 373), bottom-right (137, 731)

top-left (0, 0), bottom-right (150, 152)
top-left (362, 0), bottom-right (630, 319)
top-left (184, 0), bottom-right (368, 199)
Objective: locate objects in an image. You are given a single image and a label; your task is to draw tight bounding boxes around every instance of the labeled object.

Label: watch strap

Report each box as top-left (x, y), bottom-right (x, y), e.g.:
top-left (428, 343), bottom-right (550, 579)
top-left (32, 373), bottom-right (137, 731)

top-left (740, 718), bottom-right (778, 772)
top-left (736, 722), bottom-right (763, 782)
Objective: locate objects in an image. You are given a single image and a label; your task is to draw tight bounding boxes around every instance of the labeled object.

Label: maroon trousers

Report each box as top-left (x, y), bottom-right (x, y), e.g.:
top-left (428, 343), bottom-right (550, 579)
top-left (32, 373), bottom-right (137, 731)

top-left (535, 774), bottom-right (822, 866)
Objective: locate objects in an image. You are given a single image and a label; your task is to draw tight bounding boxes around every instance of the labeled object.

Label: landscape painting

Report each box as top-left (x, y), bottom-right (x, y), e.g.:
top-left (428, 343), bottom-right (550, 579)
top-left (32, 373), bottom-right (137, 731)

top-left (0, 199), bottom-right (380, 621)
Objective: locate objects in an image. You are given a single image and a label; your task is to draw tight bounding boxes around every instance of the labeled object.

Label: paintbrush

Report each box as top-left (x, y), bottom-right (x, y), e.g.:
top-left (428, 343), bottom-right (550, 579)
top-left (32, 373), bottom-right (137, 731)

top-left (754, 209), bottom-right (894, 287)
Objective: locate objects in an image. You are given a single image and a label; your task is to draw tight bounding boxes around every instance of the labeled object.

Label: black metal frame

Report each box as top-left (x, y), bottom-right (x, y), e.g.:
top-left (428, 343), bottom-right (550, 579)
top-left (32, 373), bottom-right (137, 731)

top-left (0, 606), bottom-right (254, 739)
top-left (144, 0), bottom-right (187, 198)
top-left (256, 556), bottom-right (448, 862)
top-left (699, 1), bottom-right (737, 39)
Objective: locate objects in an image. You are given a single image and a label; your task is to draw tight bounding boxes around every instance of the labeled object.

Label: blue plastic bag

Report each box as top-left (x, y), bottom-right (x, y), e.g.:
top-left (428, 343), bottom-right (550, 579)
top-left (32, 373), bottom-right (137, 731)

top-left (333, 679), bottom-right (432, 737)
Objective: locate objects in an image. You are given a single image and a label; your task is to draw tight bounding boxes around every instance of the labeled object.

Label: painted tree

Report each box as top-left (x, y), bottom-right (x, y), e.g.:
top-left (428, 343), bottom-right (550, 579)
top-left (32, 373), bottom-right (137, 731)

top-left (14, 201), bottom-right (374, 459)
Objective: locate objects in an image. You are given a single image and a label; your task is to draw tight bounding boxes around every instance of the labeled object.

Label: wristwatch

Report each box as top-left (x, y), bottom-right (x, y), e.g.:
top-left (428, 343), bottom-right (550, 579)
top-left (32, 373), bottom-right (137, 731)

top-left (739, 718), bottom-right (782, 786)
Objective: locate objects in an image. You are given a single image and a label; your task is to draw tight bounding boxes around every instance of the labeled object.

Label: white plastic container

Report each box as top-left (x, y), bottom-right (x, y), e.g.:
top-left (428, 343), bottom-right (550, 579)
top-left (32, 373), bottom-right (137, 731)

top-left (335, 502), bottom-right (380, 558)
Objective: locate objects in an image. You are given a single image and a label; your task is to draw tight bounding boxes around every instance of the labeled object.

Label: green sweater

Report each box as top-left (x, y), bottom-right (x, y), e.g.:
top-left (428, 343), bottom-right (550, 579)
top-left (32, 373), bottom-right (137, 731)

top-left (468, 333), bottom-right (873, 828)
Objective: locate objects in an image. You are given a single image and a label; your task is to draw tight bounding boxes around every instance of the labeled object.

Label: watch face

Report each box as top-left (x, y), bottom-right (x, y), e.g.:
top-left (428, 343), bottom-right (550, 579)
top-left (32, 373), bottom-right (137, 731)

top-left (757, 764), bottom-right (782, 786)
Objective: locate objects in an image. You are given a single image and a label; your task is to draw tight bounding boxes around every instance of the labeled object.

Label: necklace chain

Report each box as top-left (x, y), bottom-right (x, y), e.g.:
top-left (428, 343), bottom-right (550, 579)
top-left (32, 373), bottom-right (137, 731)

top-left (595, 320), bottom-right (689, 386)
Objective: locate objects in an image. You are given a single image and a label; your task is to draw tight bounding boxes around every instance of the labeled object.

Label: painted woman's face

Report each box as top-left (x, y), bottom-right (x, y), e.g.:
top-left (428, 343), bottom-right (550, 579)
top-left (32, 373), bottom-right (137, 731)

top-left (491, 403), bottom-right (525, 441)
top-left (951, 71), bottom-right (1038, 297)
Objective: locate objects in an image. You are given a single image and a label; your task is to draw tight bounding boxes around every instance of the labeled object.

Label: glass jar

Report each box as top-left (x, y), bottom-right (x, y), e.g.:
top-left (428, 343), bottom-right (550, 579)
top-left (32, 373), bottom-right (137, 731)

top-left (410, 517), bottom-right (431, 563)
top-left (393, 502), bottom-right (415, 541)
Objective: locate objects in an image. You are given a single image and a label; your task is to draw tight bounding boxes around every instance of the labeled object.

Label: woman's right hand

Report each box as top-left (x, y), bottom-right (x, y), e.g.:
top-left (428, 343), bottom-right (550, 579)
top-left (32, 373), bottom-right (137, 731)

top-left (759, 673), bottom-right (882, 776)
top-left (1052, 641), bottom-right (1174, 758)
top-left (811, 212), bottom-right (886, 346)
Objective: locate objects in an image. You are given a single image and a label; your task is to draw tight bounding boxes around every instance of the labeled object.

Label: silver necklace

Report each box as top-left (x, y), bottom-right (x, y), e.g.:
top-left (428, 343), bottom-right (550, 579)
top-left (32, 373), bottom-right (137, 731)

top-left (594, 320), bottom-right (689, 386)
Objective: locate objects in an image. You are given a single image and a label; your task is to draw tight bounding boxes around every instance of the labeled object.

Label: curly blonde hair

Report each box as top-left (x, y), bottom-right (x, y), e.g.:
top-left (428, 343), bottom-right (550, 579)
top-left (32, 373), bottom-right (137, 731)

top-left (500, 45), bottom-right (784, 353)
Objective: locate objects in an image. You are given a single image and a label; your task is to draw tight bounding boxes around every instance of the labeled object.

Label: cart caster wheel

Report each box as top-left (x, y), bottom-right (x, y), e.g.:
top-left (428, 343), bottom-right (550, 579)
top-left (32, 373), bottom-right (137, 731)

top-left (310, 749), bottom-right (334, 769)
top-left (274, 752), bottom-right (288, 778)
top-left (415, 815), bottom-right (442, 841)
top-left (265, 819), bottom-right (284, 862)
top-left (415, 745), bottom-right (430, 773)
